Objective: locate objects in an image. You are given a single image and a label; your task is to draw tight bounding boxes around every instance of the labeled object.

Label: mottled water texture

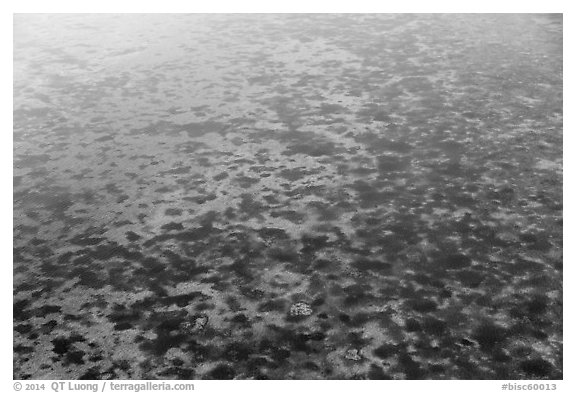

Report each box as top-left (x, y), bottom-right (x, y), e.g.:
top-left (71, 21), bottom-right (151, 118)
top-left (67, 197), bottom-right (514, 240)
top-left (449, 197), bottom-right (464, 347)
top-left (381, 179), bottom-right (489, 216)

top-left (13, 14), bottom-right (562, 380)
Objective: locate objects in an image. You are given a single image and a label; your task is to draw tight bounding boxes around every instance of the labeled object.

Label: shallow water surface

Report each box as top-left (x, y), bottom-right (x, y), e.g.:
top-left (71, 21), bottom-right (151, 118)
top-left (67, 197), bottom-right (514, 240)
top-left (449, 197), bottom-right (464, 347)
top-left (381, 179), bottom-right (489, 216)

top-left (14, 14), bottom-right (562, 379)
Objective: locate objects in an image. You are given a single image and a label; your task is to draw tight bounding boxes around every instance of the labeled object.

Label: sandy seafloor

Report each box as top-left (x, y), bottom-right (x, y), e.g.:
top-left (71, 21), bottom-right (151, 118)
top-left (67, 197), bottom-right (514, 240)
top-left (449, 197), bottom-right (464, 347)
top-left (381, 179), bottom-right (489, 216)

top-left (13, 14), bottom-right (563, 380)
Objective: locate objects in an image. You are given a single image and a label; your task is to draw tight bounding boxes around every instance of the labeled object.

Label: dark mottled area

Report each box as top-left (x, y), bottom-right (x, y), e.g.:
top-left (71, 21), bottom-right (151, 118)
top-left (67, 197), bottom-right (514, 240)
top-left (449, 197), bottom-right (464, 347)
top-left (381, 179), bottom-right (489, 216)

top-left (14, 14), bottom-right (562, 379)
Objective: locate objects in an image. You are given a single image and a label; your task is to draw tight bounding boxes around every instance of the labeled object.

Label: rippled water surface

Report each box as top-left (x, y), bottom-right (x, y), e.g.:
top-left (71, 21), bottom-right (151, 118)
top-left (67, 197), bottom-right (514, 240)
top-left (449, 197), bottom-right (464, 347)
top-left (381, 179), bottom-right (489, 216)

top-left (14, 14), bottom-right (562, 379)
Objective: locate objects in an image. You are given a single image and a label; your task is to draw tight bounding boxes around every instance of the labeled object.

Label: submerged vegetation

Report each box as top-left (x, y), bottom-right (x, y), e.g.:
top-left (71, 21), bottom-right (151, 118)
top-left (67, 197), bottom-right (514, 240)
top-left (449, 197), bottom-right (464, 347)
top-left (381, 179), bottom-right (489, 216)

top-left (13, 14), bottom-right (562, 379)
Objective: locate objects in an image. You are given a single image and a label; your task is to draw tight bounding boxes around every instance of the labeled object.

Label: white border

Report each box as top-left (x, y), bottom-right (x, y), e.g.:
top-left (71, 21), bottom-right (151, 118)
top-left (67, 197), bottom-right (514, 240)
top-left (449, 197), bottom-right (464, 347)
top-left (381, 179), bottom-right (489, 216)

top-left (3, 2), bottom-right (572, 391)
top-left (4, 0), bottom-right (574, 13)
